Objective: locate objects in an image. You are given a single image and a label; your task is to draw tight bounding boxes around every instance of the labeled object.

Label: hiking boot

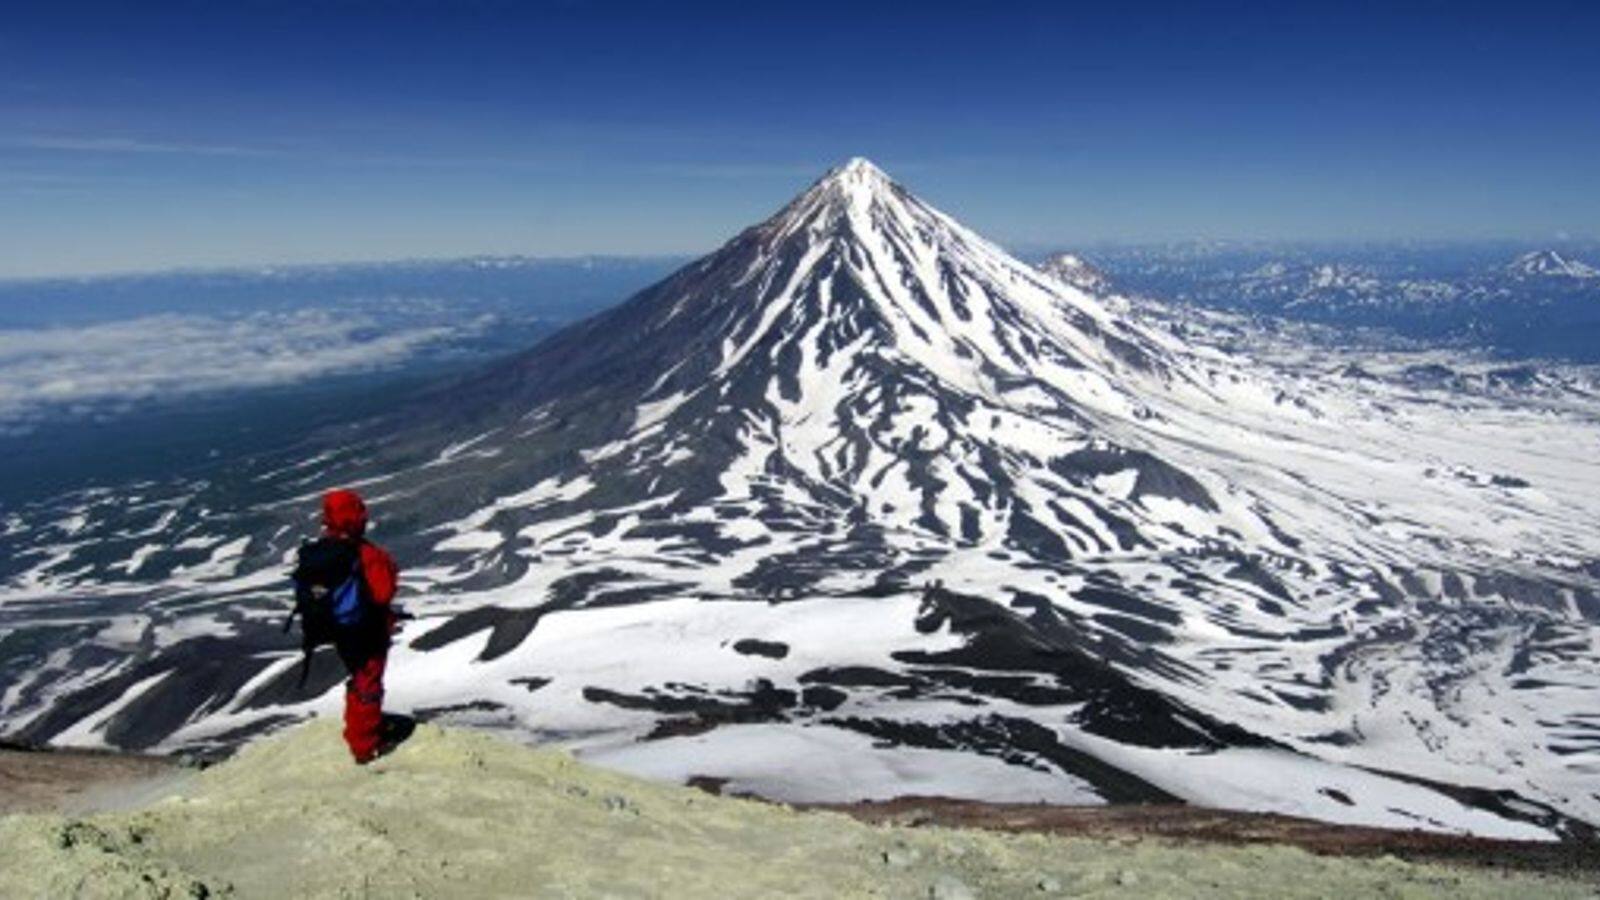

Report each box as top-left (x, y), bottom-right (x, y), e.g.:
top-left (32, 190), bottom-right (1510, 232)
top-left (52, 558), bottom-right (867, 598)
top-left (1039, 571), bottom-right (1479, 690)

top-left (353, 715), bottom-right (415, 764)
top-left (353, 741), bottom-right (396, 765)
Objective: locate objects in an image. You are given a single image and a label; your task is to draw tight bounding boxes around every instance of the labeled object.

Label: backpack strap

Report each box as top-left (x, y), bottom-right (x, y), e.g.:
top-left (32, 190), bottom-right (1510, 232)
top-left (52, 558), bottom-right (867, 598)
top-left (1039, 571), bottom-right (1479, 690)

top-left (286, 539), bottom-right (313, 633)
top-left (288, 539), bottom-right (320, 689)
top-left (296, 608), bottom-right (320, 689)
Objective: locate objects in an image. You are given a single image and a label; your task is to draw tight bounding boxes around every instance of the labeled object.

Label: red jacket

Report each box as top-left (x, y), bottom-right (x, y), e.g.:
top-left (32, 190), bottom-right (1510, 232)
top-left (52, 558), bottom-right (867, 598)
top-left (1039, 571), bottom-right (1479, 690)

top-left (322, 488), bottom-right (399, 614)
top-left (358, 542), bottom-right (399, 607)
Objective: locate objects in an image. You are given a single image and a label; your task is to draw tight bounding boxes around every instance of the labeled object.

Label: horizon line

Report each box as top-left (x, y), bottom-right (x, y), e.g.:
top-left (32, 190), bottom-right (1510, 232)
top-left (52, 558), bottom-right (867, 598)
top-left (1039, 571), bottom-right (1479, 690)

top-left (4, 236), bottom-right (1599, 284)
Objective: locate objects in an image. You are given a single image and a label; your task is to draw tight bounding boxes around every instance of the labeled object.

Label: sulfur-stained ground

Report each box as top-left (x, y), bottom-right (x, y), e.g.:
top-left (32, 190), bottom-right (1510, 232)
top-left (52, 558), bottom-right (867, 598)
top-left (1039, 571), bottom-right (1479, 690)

top-left (0, 721), bottom-right (1594, 899)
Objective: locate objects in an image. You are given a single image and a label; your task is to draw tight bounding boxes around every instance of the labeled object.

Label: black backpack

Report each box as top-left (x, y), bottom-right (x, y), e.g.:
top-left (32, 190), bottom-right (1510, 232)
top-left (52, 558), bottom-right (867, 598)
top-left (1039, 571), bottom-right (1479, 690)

top-left (285, 537), bottom-right (373, 686)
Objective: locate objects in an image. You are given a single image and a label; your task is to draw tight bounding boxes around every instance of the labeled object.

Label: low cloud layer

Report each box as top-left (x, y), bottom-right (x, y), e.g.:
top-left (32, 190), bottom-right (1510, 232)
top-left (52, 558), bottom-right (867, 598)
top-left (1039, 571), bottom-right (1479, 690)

top-left (0, 309), bottom-right (475, 431)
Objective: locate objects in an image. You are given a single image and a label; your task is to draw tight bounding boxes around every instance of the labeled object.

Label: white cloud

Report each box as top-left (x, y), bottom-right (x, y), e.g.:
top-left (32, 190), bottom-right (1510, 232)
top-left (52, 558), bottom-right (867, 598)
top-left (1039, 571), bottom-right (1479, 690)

top-left (0, 310), bottom-right (476, 427)
top-left (0, 134), bottom-right (556, 169)
top-left (3, 135), bottom-right (285, 158)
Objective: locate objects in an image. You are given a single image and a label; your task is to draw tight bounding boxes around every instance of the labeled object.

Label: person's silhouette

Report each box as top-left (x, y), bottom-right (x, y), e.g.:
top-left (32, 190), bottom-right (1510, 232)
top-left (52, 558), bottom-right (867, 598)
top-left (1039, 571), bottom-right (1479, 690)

top-left (294, 489), bottom-right (402, 763)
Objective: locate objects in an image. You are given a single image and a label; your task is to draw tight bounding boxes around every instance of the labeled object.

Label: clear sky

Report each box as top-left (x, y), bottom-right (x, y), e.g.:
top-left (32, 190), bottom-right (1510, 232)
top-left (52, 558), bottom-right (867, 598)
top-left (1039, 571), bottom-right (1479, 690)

top-left (2, 0), bottom-right (1597, 277)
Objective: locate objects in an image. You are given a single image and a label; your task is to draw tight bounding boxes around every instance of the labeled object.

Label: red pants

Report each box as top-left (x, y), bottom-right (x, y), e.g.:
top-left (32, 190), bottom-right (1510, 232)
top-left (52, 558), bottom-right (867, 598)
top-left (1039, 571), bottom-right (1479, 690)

top-left (342, 650), bottom-right (387, 761)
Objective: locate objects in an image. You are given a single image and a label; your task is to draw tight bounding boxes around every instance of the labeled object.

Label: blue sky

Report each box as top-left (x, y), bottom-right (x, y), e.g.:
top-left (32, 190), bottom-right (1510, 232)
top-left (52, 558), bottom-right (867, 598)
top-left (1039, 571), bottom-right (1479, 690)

top-left (2, 0), bottom-right (1597, 277)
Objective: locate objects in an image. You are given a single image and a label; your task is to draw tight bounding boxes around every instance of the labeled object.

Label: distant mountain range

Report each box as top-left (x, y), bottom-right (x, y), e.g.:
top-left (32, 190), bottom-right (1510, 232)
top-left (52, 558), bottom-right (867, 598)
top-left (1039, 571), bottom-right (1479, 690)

top-left (1074, 243), bottom-right (1600, 361)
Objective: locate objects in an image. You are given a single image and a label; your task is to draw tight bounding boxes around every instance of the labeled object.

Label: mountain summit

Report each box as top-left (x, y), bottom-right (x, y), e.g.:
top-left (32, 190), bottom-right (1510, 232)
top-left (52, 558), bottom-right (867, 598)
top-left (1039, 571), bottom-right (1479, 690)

top-left (814, 154), bottom-right (895, 191)
top-left (2, 161), bottom-right (1598, 840)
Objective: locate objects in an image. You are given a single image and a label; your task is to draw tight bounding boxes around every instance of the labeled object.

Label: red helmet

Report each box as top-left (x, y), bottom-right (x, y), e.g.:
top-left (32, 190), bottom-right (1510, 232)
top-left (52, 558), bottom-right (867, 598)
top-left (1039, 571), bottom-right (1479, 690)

top-left (322, 488), bottom-right (368, 538)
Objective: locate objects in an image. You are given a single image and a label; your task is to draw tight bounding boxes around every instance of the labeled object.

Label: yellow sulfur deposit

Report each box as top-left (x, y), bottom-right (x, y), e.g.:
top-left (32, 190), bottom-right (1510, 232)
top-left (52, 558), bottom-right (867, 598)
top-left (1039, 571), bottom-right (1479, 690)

top-left (0, 721), bottom-right (1590, 899)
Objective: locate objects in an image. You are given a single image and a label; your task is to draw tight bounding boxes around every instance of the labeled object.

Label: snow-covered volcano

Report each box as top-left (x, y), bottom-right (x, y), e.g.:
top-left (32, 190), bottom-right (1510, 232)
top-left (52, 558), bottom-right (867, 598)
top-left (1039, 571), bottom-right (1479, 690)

top-left (1505, 249), bottom-right (1600, 280)
top-left (3, 160), bottom-right (1599, 840)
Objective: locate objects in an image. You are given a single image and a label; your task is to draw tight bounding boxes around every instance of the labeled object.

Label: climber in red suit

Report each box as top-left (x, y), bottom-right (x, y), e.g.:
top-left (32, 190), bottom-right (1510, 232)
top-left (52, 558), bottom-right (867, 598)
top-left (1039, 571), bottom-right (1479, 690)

top-left (320, 488), bottom-right (401, 763)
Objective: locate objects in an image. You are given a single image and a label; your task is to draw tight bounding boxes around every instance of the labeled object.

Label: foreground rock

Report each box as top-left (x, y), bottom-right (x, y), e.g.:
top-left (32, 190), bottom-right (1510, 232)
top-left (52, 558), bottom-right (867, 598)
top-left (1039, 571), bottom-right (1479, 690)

top-left (0, 722), bottom-right (1591, 898)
